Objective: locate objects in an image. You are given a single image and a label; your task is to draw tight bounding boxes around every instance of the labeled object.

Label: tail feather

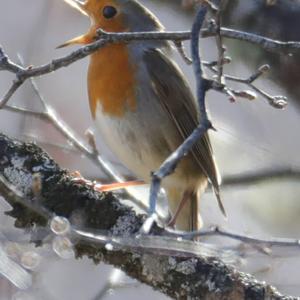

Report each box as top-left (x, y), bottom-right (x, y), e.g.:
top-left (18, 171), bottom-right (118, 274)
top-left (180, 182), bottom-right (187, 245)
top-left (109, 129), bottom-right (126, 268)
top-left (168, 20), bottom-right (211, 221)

top-left (213, 186), bottom-right (227, 218)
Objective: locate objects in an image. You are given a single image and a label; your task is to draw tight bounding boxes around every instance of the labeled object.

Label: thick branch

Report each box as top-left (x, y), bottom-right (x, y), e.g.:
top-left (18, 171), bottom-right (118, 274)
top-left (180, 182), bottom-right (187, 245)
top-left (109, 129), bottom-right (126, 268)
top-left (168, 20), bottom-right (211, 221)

top-left (0, 132), bottom-right (292, 299)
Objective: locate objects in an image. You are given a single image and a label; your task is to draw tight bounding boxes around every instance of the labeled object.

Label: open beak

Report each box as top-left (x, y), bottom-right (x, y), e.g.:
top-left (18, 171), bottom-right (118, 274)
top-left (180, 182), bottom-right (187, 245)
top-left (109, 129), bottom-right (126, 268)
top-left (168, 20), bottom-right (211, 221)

top-left (57, 0), bottom-right (90, 48)
top-left (63, 0), bottom-right (88, 16)
top-left (56, 34), bottom-right (90, 48)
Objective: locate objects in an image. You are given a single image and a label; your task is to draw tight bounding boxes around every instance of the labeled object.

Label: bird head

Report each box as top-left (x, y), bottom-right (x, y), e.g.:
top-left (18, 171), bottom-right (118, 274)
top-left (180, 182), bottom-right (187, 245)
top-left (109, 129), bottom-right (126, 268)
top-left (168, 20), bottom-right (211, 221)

top-left (58, 0), bottom-right (163, 48)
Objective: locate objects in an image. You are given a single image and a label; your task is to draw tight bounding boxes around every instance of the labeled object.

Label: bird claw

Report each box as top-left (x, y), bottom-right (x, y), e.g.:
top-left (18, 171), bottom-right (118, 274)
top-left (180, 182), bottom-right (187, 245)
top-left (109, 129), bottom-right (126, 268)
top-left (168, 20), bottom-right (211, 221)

top-left (70, 171), bottom-right (96, 187)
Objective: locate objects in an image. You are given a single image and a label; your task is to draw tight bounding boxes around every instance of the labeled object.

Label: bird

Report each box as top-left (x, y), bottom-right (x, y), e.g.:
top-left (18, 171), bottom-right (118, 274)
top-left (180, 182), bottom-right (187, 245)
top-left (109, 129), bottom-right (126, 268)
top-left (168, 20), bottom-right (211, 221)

top-left (59, 0), bottom-right (226, 231)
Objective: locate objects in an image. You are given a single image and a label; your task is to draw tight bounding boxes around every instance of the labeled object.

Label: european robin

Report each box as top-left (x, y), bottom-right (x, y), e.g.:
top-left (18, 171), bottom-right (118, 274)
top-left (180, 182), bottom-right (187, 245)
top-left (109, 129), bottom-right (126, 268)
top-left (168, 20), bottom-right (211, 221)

top-left (60, 0), bottom-right (225, 231)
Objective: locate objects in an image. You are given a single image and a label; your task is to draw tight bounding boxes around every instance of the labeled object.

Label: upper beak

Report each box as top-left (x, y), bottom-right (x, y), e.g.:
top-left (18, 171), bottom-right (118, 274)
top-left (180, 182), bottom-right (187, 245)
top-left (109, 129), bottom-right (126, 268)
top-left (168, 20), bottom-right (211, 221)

top-left (57, 0), bottom-right (90, 48)
top-left (63, 0), bottom-right (88, 16)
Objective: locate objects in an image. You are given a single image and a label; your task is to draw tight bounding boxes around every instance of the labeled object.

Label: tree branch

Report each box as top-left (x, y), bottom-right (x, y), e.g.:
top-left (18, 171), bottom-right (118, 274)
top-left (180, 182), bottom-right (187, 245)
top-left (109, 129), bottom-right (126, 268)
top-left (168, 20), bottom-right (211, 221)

top-left (1, 21), bottom-right (299, 107)
top-left (0, 132), bottom-right (293, 300)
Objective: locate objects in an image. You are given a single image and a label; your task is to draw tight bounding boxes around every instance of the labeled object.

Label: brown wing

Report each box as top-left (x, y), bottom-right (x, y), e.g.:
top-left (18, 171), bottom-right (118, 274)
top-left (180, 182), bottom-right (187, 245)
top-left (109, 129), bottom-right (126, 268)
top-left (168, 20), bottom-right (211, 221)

top-left (143, 49), bottom-right (226, 216)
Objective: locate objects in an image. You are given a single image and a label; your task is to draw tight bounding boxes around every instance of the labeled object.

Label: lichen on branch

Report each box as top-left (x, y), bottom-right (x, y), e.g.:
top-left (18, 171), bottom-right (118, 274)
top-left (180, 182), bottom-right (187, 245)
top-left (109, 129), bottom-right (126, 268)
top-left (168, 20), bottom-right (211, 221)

top-left (0, 133), bottom-right (291, 300)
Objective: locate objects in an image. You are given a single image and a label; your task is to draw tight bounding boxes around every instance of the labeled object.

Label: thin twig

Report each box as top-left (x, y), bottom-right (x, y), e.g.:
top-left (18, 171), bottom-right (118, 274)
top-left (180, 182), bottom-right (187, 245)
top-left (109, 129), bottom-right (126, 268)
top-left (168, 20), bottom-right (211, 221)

top-left (206, 63), bottom-right (288, 108)
top-left (211, 0), bottom-right (226, 84)
top-left (1, 79), bottom-right (24, 107)
top-left (174, 41), bottom-right (193, 64)
top-left (167, 226), bottom-right (300, 248)
top-left (3, 105), bottom-right (48, 119)
top-left (0, 47), bottom-right (24, 73)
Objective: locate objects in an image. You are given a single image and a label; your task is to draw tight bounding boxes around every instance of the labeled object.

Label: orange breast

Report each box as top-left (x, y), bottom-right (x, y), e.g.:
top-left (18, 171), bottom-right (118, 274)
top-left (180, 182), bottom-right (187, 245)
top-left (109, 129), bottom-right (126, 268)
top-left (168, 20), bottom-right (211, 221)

top-left (88, 43), bottom-right (136, 118)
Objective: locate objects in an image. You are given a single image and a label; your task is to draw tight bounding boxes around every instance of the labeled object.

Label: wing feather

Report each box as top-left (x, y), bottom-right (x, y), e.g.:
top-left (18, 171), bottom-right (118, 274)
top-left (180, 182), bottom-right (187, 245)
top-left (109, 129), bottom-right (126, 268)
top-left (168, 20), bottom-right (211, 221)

top-left (143, 49), bottom-right (226, 216)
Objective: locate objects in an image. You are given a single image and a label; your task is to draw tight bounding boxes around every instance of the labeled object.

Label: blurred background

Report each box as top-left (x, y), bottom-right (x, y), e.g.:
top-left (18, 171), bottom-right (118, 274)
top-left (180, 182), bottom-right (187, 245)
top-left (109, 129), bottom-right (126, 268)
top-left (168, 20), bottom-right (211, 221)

top-left (1, 0), bottom-right (300, 299)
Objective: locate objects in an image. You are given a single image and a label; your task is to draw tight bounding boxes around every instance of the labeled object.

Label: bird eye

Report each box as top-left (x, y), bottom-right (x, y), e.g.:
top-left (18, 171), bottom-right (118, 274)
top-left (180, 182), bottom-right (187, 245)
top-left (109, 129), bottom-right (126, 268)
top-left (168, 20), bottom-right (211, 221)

top-left (103, 6), bottom-right (117, 19)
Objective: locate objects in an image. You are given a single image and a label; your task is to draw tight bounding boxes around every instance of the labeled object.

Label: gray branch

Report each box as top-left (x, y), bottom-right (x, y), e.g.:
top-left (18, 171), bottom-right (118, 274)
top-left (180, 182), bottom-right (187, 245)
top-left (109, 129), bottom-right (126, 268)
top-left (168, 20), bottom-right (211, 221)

top-left (1, 20), bottom-right (300, 107)
top-left (0, 132), bottom-right (293, 300)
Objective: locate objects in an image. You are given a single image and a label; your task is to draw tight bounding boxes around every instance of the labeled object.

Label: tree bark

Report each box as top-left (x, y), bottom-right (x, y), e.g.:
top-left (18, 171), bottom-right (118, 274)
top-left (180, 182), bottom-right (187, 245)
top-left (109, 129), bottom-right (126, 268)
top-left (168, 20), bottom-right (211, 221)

top-left (0, 133), bottom-right (294, 300)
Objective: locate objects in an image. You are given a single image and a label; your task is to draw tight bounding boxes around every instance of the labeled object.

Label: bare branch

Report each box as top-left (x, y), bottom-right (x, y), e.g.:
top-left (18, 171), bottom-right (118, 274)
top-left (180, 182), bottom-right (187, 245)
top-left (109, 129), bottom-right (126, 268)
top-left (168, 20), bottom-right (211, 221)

top-left (1, 23), bottom-right (299, 107)
top-left (0, 47), bottom-right (23, 73)
top-left (210, 0), bottom-right (227, 84)
top-left (4, 104), bottom-right (49, 120)
top-left (206, 63), bottom-right (288, 108)
top-left (97, 27), bottom-right (300, 54)
top-left (173, 41), bottom-right (193, 65)
top-left (214, 27), bottom-right (300, 53)
top-left (167, 226), bottom-right (300, 249)
top-left (0, 79), bottom-right (24, 108)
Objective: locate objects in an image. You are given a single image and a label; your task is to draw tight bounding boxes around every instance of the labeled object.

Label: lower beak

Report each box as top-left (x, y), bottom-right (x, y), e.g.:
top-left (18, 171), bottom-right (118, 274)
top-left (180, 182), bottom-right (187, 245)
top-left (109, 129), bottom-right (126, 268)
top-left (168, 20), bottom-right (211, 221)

top-left (56, 34), bottom-right (91, 48)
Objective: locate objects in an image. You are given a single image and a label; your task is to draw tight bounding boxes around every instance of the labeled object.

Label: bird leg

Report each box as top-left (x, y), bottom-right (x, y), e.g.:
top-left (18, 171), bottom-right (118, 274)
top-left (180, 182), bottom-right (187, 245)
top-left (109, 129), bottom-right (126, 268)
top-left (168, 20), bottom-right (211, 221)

top-left (167, 191), bottom-right (191, 228)
top-left (70, 171), bottom-right (145, 192)
top-left (93, 180), bottom-right (145, 192)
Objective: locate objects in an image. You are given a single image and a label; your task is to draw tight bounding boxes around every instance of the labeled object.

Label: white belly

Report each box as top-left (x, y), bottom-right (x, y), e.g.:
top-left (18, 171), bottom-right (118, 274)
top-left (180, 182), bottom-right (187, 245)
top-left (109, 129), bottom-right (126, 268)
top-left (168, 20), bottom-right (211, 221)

top-left (94, 103), bottom-right (171, 182)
